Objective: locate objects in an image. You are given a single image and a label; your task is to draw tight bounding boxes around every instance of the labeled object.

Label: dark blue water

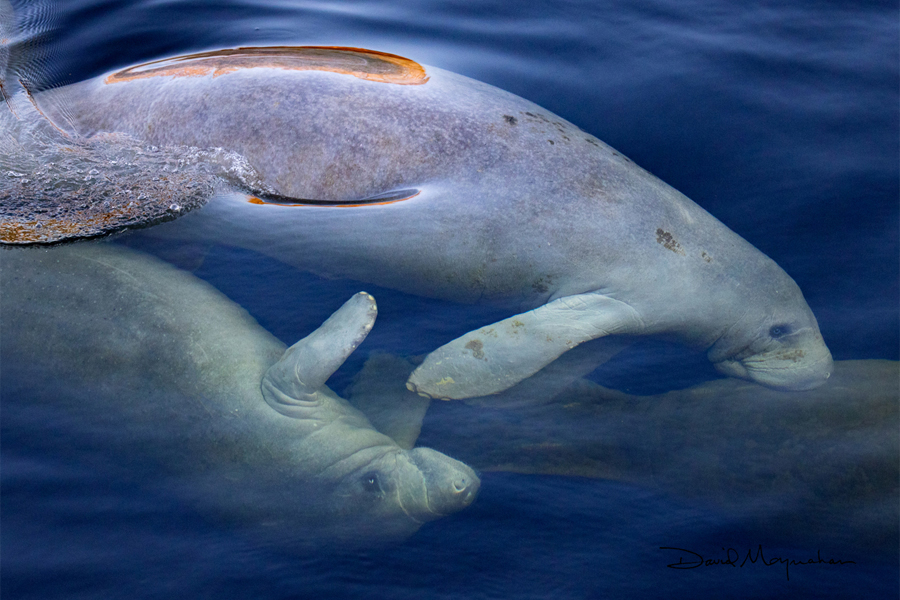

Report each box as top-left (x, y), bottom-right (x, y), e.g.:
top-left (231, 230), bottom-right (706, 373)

top-left (2, 0), bottom-right (898, 598)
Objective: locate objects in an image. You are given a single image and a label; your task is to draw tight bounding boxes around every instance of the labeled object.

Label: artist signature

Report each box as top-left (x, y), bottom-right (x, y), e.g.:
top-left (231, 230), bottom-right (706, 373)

top-left (660, 545), bottom-right (855, 581)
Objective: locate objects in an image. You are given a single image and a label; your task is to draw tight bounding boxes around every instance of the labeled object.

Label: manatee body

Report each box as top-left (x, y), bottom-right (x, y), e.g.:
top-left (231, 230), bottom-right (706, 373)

top-left (0, 242), bottom-right (478, 544)
top-left (7, 44), bottom-right (832, 396)
top-left (367, 355), bottom-right (898, 549)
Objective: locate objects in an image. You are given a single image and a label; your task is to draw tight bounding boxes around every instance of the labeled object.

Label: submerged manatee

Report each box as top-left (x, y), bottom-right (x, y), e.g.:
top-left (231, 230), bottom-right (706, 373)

top-left (0, 243), bottom-right (478, 544)
top-left (1, 39), bottom-right (832, 395)
top-left (357, 355), bottom-right (899, 550)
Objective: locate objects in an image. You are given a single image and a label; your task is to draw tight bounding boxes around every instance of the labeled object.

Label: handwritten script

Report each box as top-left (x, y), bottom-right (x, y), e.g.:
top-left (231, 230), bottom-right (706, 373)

top-left (660, 545), bottom-right (855, 581)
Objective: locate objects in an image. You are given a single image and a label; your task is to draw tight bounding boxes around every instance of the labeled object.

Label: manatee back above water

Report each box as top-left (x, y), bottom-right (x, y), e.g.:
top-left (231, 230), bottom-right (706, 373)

top-left (0, 242), bottom-right (478, 545)
top-left (2, 39), bottom-right (832, 397)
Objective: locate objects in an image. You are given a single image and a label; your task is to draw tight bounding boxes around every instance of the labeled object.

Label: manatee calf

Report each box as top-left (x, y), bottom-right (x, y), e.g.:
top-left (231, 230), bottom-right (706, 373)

top-left (0, 243), bottom-right (478, 544)
top-left (1, 32), bottom-right (832, 395)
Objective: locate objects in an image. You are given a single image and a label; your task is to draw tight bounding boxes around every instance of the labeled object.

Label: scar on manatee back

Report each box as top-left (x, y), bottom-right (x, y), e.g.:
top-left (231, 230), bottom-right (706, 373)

top-left (464, 339), bottom-right (485, 360)
top-left (105, 46), bottom-right (430, 86)
top-left (655, 228), bottom-right (686, 256)
top-left (532, 278), bottom-right (549, 293)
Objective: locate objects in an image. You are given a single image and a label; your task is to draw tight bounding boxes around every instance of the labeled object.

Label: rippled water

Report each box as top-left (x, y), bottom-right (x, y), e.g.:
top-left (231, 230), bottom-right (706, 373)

top-left (1, 0), bottom-right (897, 598)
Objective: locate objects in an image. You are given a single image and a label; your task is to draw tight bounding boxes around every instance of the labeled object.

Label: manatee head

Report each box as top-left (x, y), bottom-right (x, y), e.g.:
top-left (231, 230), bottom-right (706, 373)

top-left (315, 443), bottom-right (479, 542)
top-left (259, 292), bottom-right (479, 543)
top-left (707, 270), bottom-right (833, 391)
top-left (403, 447), bottom-right (480, 518)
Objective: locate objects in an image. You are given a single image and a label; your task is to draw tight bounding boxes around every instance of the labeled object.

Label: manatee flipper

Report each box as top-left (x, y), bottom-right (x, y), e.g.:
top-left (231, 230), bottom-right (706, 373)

top-left (461, 336), bottom-right (631, 408)
top-left (346, 354), bottom-right (431, 450)
top-left (262, 292), bottom-right (377, 417)
top-left (407, 292), bottom-right (643, 400)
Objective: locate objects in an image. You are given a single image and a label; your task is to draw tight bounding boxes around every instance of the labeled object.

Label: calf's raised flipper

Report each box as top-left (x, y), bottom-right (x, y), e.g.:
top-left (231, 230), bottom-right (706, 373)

top-left (263, 292), bottom-right (377, 417)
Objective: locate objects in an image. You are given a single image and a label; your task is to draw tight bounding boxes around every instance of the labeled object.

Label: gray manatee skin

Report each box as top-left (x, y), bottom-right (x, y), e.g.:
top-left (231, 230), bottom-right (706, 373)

top-left (0, 242), bottom-right (478, 545)
top-left (29, 47), bottom-right (833, 396)
top-left (402, 357), bottom-right (898, 550)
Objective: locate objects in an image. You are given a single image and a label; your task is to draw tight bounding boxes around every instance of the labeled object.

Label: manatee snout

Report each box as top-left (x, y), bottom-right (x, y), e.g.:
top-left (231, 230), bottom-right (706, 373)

top-left (408, 447), bottom-right (480, 516)
top-left (715, 348), bottom-right (833, 391)
top-left (711, 325), bottom-right (834, 391)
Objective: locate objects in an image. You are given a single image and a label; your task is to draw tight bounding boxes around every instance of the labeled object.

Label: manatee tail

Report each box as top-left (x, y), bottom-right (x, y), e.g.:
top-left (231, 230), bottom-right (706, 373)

top-left (262, 293), bottom-right (378, 418)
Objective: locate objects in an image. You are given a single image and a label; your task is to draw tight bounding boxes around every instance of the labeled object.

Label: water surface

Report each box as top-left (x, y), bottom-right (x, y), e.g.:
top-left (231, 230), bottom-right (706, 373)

top-left (1, 0), bottom-right (897, 598)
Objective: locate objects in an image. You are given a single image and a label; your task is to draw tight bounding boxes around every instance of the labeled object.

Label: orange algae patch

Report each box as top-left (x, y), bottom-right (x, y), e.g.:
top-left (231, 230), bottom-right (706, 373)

top-left (2, 216), bottom-right (107, 244)
top-left (0, 200), bottom-right (190, 245)
top-left (1, 170), bottom-right (213, 245)
top-left (105, 46), bottom-right (429, 86)
top-left (2, 208), bottom-right (135, 244)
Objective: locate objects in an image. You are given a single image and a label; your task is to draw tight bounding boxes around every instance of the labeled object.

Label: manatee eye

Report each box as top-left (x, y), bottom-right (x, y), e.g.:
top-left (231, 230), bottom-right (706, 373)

top-left (362, 471), bottom-right (383, 494)
top-left (769, 324), bottom-right (793, 339)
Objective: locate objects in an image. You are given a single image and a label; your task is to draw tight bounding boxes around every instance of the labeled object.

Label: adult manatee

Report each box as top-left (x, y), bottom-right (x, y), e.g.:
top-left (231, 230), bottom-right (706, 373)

top-left (0, 242), bottom-right (478, 544)
top-left (1, 39), bottom-right (833, 396)
top-left (356, 354), bottom-right (899, 551)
